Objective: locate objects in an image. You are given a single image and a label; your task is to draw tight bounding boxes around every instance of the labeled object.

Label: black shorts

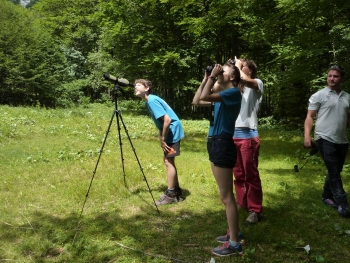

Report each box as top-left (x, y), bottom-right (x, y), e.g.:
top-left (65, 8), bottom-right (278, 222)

top-left (207, 134), bottom-right (237, 168)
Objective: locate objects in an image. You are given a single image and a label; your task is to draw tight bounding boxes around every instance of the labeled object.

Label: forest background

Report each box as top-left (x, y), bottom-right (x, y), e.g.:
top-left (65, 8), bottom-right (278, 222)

top-left (2, 1), bottom-right (350, 262)
top-left (1, 0), bottom-right (350, 125)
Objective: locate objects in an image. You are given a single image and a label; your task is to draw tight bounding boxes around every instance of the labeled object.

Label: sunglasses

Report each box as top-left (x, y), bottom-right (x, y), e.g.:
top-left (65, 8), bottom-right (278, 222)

top-left (329, 65), bottom-right (345, 71)
top-left (329, 65), bottom-right (346, 77)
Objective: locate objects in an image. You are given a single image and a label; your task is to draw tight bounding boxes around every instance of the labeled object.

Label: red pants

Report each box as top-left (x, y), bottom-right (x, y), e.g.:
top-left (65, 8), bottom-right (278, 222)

top-left (233, 137), bottom-right (263, 213)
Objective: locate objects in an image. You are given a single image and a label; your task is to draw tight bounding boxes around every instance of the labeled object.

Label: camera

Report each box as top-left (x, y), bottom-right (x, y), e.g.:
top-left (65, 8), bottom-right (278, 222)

top-left (227, 58), bottom-right (236, 65)
top-left (206, 65), bottom-right (215, 74)
top-left (206, 59), bottom-right (236, 74)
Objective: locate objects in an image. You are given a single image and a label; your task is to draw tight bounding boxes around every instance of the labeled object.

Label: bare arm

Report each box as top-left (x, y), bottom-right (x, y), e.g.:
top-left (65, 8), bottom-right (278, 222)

top-left (199, 64), bottom-right (224, 102)
top-left (192, 76), bottom-right (211, 106)
top-left (159, 114), bottom-right (171, 153)
top-left (235, 56), bottom-right (259, 90)
top-left (304, 110), bottom-right (317, 147)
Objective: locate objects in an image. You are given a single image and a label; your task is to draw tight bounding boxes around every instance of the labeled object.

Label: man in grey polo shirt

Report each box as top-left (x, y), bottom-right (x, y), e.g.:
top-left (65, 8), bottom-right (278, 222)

top-left (304, 65), bottom-right (350, 218)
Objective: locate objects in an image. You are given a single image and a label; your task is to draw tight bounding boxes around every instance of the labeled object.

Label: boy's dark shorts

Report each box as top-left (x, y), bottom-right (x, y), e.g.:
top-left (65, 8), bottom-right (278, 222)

top-left (207, 134), bottom-right (237, 168)
top-left (164, 141), bottom-right (181, 157)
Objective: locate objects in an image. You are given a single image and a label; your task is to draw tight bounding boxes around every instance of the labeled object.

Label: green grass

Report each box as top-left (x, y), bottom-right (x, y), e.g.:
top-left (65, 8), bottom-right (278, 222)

top-left (1, 104), bottom-right (350, 263)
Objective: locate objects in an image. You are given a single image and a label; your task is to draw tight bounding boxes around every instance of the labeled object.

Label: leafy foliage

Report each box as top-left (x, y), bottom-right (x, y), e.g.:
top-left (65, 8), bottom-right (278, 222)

top-left (0, 0), bottom-right (70, 106)
top-left (1, 0), bottom-right (350, 121)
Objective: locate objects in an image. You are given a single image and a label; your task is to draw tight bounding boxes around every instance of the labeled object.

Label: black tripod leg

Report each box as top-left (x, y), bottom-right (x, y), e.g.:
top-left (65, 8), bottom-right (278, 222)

top-left (114, 110), bottom-right (127, 186)
top-left (294, 151), bottom-right (307, 172)
top-left (79, 109), bottom-right (117, 218)
top-left (117, 110), bottom-right (160, 214)
top-left (298, 157), bottom-right (310, 171)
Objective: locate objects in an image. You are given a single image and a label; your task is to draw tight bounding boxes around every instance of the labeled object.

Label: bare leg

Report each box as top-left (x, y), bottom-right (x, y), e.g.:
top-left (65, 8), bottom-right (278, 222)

top-left (164, 156), bottom-right (179, 189)
top-left (211, 162), bottom-right (239, 242)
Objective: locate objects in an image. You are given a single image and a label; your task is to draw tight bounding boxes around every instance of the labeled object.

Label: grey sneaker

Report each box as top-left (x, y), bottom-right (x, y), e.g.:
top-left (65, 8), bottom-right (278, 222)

top-left (212, 242), bottom-right (243, 257)
top-left (155, 194), bottom-right (178, 205)
top-left (216, 230), bottom-right (245, 245)
top-left (338, 204), bottom-right (350, 218)
top-left (245, 211), bottom-right (262, 224)
top-left (322, 198), bottom-right (338, 209)
top-left (155, 189), bottom-right (183, 205)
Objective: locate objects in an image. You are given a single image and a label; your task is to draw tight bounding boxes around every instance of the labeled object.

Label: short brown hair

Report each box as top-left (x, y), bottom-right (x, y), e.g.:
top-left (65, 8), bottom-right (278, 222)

top-left (328, 65), bottom-right (346, 77)
top-left (135, 79), bottom-right (152, 94)
top-left (241, 59), bottom-right (257, 79)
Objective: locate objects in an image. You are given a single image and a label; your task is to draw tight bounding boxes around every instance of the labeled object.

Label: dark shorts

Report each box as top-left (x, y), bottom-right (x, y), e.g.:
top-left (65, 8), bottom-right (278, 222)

top-left (207, 134), bottom-right (237, 168)
top-left (164, 141), bottom-right (181, 157)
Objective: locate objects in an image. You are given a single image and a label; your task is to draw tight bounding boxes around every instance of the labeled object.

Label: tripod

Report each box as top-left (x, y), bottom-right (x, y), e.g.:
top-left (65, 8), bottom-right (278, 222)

top-left (294, 141), bottom-right (319, 172)
top-left (80, 83), bottom-right (160, 216)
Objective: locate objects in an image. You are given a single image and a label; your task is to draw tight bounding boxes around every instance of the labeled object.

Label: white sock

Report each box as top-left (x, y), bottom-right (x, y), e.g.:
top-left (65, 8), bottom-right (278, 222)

top-left (229, 240), bottom-right (240, 247)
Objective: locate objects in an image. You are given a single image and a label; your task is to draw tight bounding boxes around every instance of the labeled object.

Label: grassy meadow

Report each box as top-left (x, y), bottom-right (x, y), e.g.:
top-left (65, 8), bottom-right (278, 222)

top-left (0, 104), bottom-right (350, 263)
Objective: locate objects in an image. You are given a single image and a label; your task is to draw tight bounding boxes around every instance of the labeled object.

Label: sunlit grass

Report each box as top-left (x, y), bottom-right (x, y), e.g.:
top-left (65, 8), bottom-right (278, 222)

top-left (0, 104), bottom-right (350, 263)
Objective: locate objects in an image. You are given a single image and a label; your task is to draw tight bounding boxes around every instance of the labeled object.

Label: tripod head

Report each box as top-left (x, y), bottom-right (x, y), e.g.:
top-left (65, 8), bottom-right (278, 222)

top-left (103, 73), bottom-right (135, 102)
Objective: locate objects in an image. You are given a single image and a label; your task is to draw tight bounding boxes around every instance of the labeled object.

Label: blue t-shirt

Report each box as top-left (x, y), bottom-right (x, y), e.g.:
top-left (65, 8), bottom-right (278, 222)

top-left (145, 94), bottom-right (185, 143)
top-left (208, 87), bottom-right (242, 136)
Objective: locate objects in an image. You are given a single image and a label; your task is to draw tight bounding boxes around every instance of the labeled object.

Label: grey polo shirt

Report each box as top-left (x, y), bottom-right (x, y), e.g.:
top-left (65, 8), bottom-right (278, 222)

top-left (308, 87), bottom-right (350, 144)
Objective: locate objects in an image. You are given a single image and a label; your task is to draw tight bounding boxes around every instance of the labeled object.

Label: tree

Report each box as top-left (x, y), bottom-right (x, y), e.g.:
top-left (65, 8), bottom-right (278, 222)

top-left (252, 0), bottom-right (350, 121)
top-left (2, 0), bottom-right (350, 119)
top-left (32, 0), bottom-right (101, 58)
top-left (9, 0), bottom-right (20, 4)
top-left (0, 0), bottom-right (70, 106)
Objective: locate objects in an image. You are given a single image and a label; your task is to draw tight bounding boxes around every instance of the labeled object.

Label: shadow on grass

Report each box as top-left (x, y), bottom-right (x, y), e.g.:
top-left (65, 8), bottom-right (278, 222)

top-left (124, 184), bottom-right (192, 211)
top-left (2, 130), bottom-right (350, 263)
top-left (1, 178), bottom-right (350, 263)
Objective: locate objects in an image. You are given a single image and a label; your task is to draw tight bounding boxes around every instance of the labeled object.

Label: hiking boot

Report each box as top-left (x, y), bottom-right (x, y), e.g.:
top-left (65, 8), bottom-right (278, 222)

top-left (174, 186), bottom-right (184, 201)
top-left (212, 242), bottom-right (243, 257)
top-left (216, 230), bottom-right (245, 245)
top-left (322, 198), bottom-right (338, 209)
top-left (338, 204), bottom-right (350, 218)
top-left (155, 189), bottom-right (182, 205)
top-left (245, 211), bottom-right (262, 224)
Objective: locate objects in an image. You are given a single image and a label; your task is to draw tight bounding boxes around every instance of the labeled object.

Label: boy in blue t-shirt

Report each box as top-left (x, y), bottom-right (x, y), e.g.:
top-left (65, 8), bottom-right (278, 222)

top-left (134, 79), bottom-right (185, 205)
